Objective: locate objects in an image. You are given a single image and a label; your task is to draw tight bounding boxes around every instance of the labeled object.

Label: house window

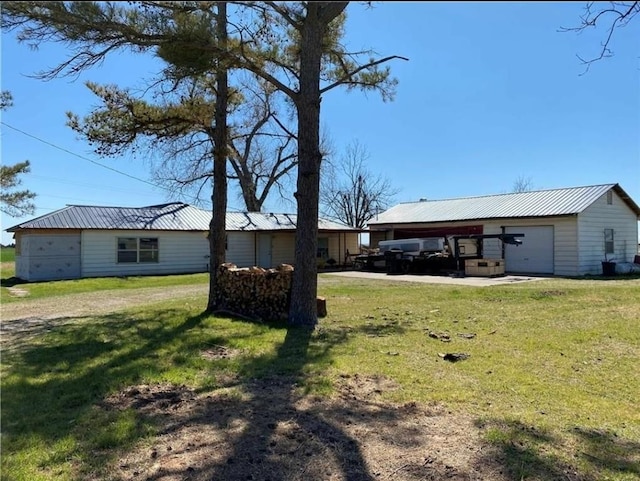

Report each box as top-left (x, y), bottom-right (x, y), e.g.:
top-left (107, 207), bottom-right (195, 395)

top-left (317, 237), bottom-right (329, 259)
top-left (606, 191), bottom-right (613, 205)
top-left (117, 237), bottom-right (159, 263)
top-left (604, 229), bottom-right (614, 255)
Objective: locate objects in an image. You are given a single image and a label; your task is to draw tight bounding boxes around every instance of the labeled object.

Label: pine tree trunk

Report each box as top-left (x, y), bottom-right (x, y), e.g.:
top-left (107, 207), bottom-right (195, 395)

top-left (207, 1), bottom-right (229, 313)
top-left (288, 4), bottom-right (325, 328)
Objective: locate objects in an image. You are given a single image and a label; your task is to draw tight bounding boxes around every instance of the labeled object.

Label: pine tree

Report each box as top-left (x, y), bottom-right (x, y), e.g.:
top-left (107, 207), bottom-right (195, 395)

top-left (2, 2), bottom-right (407, 326)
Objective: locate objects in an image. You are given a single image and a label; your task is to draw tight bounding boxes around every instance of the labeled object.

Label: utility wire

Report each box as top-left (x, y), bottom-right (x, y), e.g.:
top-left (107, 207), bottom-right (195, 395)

top-left (2, 121), bottom-right (166, 189)
top-left (1, 121), bottom-right (246, 212)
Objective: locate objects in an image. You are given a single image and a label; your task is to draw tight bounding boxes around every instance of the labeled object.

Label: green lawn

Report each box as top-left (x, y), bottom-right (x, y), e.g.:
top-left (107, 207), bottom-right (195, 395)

top-left (1, 246), bottom-right (15, 262)
top-left (2, 275), bottom-right (639, 480)
top-left (1, 270), bottom-right (208, 302)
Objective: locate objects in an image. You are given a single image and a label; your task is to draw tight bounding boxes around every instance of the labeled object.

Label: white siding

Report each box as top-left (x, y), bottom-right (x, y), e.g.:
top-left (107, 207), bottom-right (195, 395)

top-left (226, 232), bottom-right (256, 267)
top-left (225, 231), bottom-right (360, 268)
top-left (81, 230), bottom-right (209, 278)
top-left (475, 226), bottom-right (503, 260)
top-left (13, 228), bottom-right (367, 279)
top-left (369, 231), bottom-right (388, 250)
top-left (14, 232), bottom-right (29, 280)
top-left (327, 232), bottom-right (360, 264)
top-left (272, 233), bottom-right (296, 266)
top-left (482, 217), bottom-right (578, 276)
top-left (14, 232), bottom-right (82, 281)
top-left (577, 191), bottom-right (639, 275)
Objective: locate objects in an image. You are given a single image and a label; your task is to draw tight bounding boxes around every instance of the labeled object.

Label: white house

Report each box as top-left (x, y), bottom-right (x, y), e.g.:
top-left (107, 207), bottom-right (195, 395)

top-left (367, 184), bottom-right (640, 276)
top-left (6, 203), bottom-right (361, 281)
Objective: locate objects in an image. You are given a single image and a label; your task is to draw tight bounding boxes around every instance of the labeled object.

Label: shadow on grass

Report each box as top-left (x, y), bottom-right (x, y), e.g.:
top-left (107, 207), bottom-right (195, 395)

top-left (5, 303), bottom-right (638, 480)
top-left (128, 324), bottom-right (390, 481)
top-left (129, 321), bottom-right (478, 481)
top-left (2, 306), bottom-right (484, 480)
top-left (358, 320), bottom-right (408, 337)
top-left (2, 309), bottom-right (209, 443)
top-left (477, 418), bottom-right (640, 481)
top-left (193, 326), bottom-right (379, 480)
top-left (5, 309), bottom-right (290, 479)
top-left (573, 427), bottom-right (640, 476)
top-left (565, 273), bottom-right (640, 282)
top-left (1, 276), bottom-right (27, 288)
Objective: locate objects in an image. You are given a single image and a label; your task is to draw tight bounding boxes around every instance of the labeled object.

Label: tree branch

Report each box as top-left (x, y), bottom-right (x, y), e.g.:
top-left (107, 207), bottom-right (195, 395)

top-left (320, 54), bottom-right (409, 94)
top-left (559, 1), bottom-right (639, 73)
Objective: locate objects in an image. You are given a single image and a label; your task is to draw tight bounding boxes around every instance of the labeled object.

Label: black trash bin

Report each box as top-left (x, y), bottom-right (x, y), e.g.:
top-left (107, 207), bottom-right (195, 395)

top-left (385, 249), bottom-right (404, 274)
top-left (601, 261), bottom-right (616, 276)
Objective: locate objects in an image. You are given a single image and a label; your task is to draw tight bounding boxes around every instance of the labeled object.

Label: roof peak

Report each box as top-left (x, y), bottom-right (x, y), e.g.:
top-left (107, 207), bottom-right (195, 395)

top-left (64, 202), bottom-right (190, 209)
top-left (406, 183), bottom-right (617, 205)
top-left (369, 183), bottom-right (640, 225)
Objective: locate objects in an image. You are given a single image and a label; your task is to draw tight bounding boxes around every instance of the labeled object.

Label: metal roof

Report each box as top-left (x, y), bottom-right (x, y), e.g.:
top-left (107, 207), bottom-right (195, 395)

top-left (368, 184), bottom-right (640, 226)
top-left (7, 203), bottom-right (359, 232)
top-left (226, 212), bottom-right (360, 232)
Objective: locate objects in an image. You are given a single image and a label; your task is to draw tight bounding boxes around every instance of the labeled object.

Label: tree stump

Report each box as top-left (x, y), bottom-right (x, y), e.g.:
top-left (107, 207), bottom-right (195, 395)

top-left (317, 296), bottom-right (327, 318)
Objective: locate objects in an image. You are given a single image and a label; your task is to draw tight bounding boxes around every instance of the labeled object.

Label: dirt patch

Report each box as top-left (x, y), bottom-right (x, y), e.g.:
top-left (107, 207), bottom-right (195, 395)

top-left (0, 284), bottom-right (209, 349)
top-left (6, 286), bottom-right (29, 297)
top-left (97, 375), bottom-right (508, 481)
top-left (532, 290), bottom-right (567, 299)
top-left (104, 384), bottom-right (199, 413)
top-left (200, 345), bottom-right (242, 361)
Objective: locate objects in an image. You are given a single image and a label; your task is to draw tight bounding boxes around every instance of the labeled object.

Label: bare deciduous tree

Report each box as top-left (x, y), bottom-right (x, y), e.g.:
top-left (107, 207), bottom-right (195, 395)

top-left (67, 74), bottom-right (298, 213)
top-left (321, 141), bottom-right (398, 228)
top-left (560, 1), bottom-right (640, 73)
top-left (512, 175), bottom-right (535, 193)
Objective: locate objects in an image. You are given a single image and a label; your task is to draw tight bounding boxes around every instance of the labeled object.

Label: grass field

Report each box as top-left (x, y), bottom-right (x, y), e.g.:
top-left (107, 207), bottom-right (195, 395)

top-left (2, 273), bottom-right (639, 480)
top-left (1, 269), bottom-right (208, 302)
top-left (1, 246), bottom-right (15, 262)
top-left (0, 247), bottom-right (16, 281)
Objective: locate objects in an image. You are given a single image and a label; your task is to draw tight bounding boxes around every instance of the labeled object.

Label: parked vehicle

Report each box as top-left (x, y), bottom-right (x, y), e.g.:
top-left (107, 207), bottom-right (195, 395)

top-left (354, 234), bottom-right (524, 276)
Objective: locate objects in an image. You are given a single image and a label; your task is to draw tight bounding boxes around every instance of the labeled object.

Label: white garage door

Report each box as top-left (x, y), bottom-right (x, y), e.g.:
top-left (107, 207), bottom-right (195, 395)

top-left (504, 226), bottom-right (554, 274)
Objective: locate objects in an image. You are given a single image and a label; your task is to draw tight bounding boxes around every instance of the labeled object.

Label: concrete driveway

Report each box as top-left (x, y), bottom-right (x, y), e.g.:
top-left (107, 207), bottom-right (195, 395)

top-left (323, 270), bottom-right (547, 287)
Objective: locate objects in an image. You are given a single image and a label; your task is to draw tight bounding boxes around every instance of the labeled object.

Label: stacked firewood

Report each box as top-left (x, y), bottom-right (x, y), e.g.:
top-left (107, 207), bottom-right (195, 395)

top-left (216, 263), bottom-right (294, 322)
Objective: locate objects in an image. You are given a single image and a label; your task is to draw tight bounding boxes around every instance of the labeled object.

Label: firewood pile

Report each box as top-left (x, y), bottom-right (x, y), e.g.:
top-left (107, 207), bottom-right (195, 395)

top-left (216, 263), bottom-right (294, 322)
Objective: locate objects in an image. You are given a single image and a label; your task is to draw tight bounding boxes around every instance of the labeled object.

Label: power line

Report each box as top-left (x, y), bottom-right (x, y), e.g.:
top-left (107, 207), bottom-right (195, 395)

top-left (1, 121), bottom-right (247, 213)
top-left (1, 121), bottom-right (164, 189)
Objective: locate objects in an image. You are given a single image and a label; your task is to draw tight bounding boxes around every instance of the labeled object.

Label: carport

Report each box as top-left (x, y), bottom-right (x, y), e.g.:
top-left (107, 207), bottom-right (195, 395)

top-left (367, 184), bottom-right (640, 277)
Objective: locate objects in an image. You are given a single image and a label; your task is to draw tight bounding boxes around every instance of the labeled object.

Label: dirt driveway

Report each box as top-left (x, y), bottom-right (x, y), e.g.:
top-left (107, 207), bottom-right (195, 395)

top-left (1, 284), bottom-right (209, 348)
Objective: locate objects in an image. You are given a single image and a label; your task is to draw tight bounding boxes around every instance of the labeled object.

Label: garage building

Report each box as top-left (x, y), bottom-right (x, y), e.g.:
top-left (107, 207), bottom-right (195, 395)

top-left (367, 184), bottom-right (640, 276)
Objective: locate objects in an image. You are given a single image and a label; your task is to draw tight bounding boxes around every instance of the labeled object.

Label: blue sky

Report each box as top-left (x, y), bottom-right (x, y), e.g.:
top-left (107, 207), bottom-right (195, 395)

top-left (2, 2), bottom-right (639, 245)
